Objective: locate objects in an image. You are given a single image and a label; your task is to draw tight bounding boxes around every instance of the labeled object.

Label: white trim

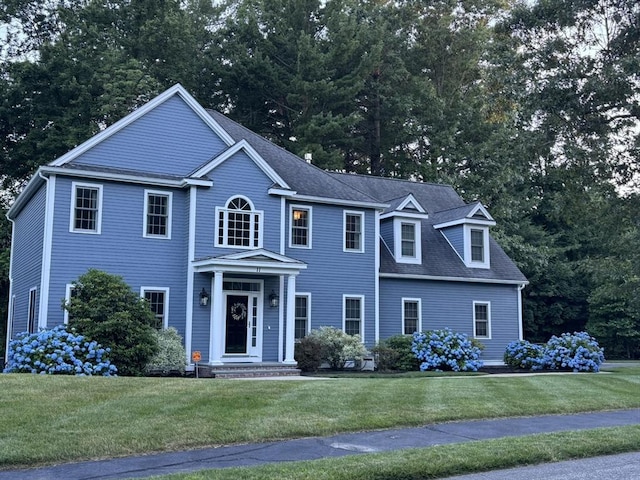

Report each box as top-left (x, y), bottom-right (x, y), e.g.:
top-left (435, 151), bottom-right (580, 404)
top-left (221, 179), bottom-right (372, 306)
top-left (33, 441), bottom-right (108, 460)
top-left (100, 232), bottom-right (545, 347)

top-left (39, 172), bottom-right (55, 329)
top-left (50, 84), bottom-right (234, 167)
top-left (380, 211), bottom-right (429, 220)
top-left (5, 294), bottom-right (15, 361)
top-left (379, 272), bottom-right (528, 286)
top-left (518, 284), bottom-right (526, 341)
top-left (394, 218), bottom-right (422, 264)
top-left (280, 197), bottom-right (286, 255)
top-left (291, 193), bottom-right (388, 210)
top-left (289, 204), bottom-right (312, 249)
top-left (220, 278), bottom-right (264, 361)
top-left (294, 292), bottom-right (312, 339)
top-left (398, 194), bottom-right (426, 213)
top-left (464, 225), bottom-right (490, 269)
top-left (343, 210), bottom-right (365, 253)
top-left (69, 181), bottom-right (103, 234)
top-left (143, 189), bottom-right (173, 239)
top-left (439, 229), bottom-right (464, 263)
top-left (434, 217), bottom-right (496, 229)
top-left (269, 187), bottom-right (297, 197)
top-left (374, 210), bottom-right (380, 344)
top-left (63, 284), bottom-right (76, 325)
top-left (215, 195), bottom-right (263, 250)
top-left (473, 301), bottom-right (492, 339)
top-left (343, 294), bottom-right (365, 338)
top-left (402, 298), bottom-right (422, 334)
top-left (192, 139), bottom-right (290, 189)
top-left (185, 186), bottom-right (197, 364)
top-left (140, 287), bottom-right (170, 329)
top-left (277, 275), bottom-right (285, 362)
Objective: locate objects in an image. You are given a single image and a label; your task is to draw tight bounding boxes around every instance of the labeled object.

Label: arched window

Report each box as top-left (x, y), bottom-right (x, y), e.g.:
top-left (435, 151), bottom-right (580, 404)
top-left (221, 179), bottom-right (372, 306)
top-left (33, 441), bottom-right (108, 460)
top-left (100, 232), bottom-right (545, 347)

top-left (217, 196), bottom-right (262, 248)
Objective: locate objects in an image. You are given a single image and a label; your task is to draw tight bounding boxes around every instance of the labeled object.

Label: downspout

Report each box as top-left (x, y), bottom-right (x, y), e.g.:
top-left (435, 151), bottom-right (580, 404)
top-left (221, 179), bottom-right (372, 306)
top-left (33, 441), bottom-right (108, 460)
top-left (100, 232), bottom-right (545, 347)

top-left (517, 283), bottom-right (526, 341)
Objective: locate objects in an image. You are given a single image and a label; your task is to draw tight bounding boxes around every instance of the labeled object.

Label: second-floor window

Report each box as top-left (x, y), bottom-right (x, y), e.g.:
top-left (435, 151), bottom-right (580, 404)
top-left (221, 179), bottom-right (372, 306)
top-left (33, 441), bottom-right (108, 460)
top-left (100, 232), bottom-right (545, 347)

top-left (470, 229), bottom-right (485, 262)
top-left (217, 196), bottom-right (262, 248)
top-left (144, 190), bottom-right (172, 238)
top-left (290, 206), bottom-right (311, 248)
top-left (344, 211), bottom-right (364, 252)
top-left (71, 182), bottom-right (102, 234)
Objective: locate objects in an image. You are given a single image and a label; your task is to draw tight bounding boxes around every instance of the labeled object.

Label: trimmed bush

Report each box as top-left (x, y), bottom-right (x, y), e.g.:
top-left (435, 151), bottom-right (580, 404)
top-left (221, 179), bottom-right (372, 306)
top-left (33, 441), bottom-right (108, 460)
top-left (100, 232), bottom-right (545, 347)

top-left (145, 328), bottom-right (187, 375)
top-left (294, 335), bottom-right (324, 372)
top-left (3, 326), bottom-right (117, 376)
top-left (543, 331), bottom-right (605, 372)
top-left (308, 326), bottom-right (368, 370)
top-left (372, 335), bottom-right (420, 371)
top-left (504, 340), bottom-right (545, 371)
top-left (412, 328), bottom-right (483, 372)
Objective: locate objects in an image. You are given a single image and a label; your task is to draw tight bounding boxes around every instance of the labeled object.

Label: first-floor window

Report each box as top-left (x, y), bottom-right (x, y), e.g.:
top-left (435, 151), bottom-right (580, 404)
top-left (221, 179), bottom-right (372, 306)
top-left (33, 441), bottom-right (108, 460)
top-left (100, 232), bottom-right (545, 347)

top-left (344, 295), bottom-right (363, 337)
top-left (295, 294), bottom-right (310, 340)
top-left (403, 299), bottom-right (421, 335)
top-left (473, 301), bottom-right (491, 338)
top-left (28, 288), bottom-right (37, 333)
top-left (64, 284), bottom-right (78, 324)
top-left (142, 288), bottom-right (169, 330)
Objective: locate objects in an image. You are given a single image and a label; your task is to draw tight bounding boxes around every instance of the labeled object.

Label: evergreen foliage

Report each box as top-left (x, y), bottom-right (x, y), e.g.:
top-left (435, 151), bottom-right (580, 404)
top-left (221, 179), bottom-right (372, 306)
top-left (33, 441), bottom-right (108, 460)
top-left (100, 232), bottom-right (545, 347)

top-left (145, 327), bottom-right (187, 375)
top-left (372, 335), bottom-right (420, 372)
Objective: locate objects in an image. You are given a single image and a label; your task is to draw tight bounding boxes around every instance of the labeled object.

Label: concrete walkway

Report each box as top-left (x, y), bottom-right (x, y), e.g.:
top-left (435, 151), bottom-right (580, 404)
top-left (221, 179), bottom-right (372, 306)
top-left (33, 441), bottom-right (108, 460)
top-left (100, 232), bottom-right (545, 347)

top-left (2, 409), bottom-right (638, 479)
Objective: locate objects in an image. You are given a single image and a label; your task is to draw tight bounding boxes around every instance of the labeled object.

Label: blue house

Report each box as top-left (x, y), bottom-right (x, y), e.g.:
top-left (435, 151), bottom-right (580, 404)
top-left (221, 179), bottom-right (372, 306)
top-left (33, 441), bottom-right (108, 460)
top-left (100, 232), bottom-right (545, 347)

top-left (4, 84), bottom-right (527, 369)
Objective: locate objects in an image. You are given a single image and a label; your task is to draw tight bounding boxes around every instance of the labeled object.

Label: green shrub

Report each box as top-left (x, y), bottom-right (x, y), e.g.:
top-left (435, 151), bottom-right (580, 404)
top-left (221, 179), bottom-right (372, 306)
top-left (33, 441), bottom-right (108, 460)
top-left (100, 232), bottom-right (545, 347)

top-left (294, 335), bottom-right (324, 372)
top-left (64, 269), bottom-right (158, 376)
top-left (372, 335), bottom-right (420, 371)
top-left (145, 328), bottom-right (187, 375)
top-left (308, 326), bottom-right (368, 370)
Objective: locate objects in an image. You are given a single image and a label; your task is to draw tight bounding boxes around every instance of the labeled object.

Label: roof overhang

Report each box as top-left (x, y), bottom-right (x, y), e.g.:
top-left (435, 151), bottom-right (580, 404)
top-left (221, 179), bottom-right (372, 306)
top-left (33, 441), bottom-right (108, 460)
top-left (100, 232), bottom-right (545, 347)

top-left (193, 249), bottom-right (307, 275)
top-left (380, 272), bottom-right (528, 286)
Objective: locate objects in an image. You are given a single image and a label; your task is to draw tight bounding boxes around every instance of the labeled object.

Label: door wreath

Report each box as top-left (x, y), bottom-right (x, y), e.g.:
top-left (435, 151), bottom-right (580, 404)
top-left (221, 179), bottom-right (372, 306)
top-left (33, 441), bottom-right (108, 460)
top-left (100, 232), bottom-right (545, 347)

top-left (230, 302), bottom-right (247, 321)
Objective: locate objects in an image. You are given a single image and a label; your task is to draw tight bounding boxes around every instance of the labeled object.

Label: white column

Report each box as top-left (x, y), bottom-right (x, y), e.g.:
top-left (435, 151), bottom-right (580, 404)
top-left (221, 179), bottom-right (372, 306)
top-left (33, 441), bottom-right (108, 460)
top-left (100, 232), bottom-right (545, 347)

top-left (209, 271), bottom-right (224, 365)
top-left (283, 274), bottom-right (297, 365)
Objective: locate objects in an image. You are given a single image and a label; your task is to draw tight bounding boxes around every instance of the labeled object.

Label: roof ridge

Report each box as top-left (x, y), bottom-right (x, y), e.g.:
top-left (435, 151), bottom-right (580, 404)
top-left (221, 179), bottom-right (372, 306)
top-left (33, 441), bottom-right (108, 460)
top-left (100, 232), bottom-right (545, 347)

top-left (329, 170), bottom-right (452, 189)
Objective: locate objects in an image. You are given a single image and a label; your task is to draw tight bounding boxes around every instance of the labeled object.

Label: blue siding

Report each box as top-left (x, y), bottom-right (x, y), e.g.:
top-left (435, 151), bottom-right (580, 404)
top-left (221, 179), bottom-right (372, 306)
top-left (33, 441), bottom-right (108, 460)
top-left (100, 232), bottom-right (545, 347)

top-left (47, 176), bottom-right (188, 334)
top-left (441, 226), bottom-right (464, 258)
top-left (287, 203), bottom-right (377, 345)
top-left (10, 184), bottom-right (46, 333)
top-left (379, 278), bottom-right (520, 361)
top-left (69, 96), bottom-right (228, 177)
top-left (380, 219), bottom-right (394, 257)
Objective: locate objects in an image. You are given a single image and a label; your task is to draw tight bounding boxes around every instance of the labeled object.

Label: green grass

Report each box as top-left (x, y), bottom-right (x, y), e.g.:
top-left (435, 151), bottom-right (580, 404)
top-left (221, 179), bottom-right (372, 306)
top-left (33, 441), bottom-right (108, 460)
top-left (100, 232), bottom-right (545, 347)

top-left (1, 367), bottom-right (639, 470)
top-left (153, 426), bottom-right (640, 479)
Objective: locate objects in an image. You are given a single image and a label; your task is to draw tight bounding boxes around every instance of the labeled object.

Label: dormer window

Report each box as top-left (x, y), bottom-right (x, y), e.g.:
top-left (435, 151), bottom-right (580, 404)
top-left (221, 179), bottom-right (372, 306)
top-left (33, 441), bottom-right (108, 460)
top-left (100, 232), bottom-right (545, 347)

top-left (470, 229), bottom-right (484, 262)
top-left (394, 218), bottom-right (421, 264)
top-left (216, 196), bottom-right (263, 248)
top-left (464, 225), bottom-right (490, 268)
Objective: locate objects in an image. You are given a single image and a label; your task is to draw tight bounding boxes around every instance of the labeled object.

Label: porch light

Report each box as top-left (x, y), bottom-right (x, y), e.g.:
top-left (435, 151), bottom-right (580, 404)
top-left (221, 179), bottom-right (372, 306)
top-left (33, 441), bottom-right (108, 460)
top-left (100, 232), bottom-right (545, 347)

top-left (199, 288), bottom-right (210, 306)
top-left (269, 290), bottom-right (279, 308)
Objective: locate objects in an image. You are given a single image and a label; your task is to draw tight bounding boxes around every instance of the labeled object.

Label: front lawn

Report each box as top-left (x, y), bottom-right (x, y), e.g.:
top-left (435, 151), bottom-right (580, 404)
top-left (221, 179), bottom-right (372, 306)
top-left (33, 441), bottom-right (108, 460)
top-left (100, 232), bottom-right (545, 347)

top-left (1, 367), bottom-right (639, 469)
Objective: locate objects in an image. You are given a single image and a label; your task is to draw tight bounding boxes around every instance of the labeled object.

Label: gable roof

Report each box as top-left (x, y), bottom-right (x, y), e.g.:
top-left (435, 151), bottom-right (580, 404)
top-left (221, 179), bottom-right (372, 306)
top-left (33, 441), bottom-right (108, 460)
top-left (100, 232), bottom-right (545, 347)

top-left (432, 202), bottom-right (496, 228)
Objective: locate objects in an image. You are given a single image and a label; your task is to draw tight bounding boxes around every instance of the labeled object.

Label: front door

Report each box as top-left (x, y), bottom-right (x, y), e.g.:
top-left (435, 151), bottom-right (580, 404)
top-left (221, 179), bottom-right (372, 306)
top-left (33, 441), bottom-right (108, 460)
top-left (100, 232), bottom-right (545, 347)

top-left (225, 295), bottom-right (249, 354)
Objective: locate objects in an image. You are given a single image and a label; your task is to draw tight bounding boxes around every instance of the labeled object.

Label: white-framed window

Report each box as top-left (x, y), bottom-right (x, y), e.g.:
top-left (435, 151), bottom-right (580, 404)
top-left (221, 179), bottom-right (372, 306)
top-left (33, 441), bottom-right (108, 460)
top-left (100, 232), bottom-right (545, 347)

top-left (473, 301), bottom-right (491, 339)
top-left (141, 287), bottom-right (169, 330)
top-left (70, 182), bottom-right (103, 234)
top-left (289, 205), bottom-right (312, 248)
top-left (27, 287), bottom-right (37, 333)
top-left (464, 225), bottom-right (490, 268)
top-left (344, 211), bottom-right (364, 253)
top-left (343, 295), bottom-right (364, 337)
top-left (294, 293), bottom-right (311, 340)
top-left (63, 284), bottom-right (78, 325)
top-left (402, 298), bottom-right (421, 335)
top-left (394, 218), bottom-right (421, 264)
top-left (216, 196), bottom-right (263, 248)
top-left (144, 190), bottom-right (172, 239)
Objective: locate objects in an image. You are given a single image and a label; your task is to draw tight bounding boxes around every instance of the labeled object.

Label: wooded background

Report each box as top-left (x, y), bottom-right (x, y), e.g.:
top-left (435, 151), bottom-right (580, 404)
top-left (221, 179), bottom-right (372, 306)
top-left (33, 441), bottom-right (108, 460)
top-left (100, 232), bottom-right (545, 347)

top-left (1, 0), bottom-right (638, 358)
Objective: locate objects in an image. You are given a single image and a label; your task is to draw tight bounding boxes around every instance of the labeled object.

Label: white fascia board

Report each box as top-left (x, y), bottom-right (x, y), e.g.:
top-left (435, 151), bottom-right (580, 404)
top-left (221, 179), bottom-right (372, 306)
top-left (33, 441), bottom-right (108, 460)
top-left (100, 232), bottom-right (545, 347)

top-left (192, 139), bottom-right (290, 189)
top-left (398, 194), bottom-right (426, 213)
top-left (181, 178), bottom-right (213, 187)
top-left (50, 84), bottom-right (234, 168)
top-left (380, 211), bottom-right (429, 220)
top-left (291, 193), bottom-right (388, 210)
top-left (6, 170), bottom-right (47, 219)
top-left (434, 217), bottom-right (496, 229)
top-left (193, 259), bottom-right (307, 274)
top-left (269, 187), bottom-right (297, 197)
top-left (469, 202), bottom-right (494, 222)
top-left (379, 272), bottom-right (529, 286)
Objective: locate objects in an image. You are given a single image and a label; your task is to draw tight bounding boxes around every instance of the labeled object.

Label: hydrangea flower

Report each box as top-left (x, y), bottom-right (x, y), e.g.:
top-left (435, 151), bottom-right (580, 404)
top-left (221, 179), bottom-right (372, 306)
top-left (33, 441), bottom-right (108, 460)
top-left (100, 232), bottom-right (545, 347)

top-left (412, 328), bottom-right (483, 372)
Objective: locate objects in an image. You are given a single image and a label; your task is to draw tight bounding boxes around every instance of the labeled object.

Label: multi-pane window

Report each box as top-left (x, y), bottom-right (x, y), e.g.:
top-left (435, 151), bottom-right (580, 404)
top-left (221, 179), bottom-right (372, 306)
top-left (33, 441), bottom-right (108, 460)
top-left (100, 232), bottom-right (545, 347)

top-left (145, 191), bottom-right (171, 238)
top-left (72, 183), bottom-right (102, 233)
top-left (143, 289), bottom-right (168, 330)
top-left (295, 295), bottom-right (309, 340)
top-left (403, 299), bottom-right (420, 335)
top-left (401, 223), bottom-right (416, 257)
top-left (344, 212), bottom-right (363, 252)
top-left (27, 288), bottom-right (37, 333)
top-left (470, 229), bottom-right (485, 262)
top-left (344, 296), bottom-right (363, 336)
top-left (291, 207), bottom-right (310, 247)
top-left (474, 302), bottom-right (490, 338)
top-left (217, 196), bottom-right (262, 248)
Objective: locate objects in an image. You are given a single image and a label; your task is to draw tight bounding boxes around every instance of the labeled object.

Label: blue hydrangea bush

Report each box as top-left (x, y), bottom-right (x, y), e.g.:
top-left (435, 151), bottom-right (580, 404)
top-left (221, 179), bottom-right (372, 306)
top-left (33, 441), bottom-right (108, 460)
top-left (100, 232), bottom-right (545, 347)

top-left (412, 328), bottom-right (483, 372)
top-left (503, 340), bottom-right (545, 371)
top-left (543, 331), bottom-right (605, 372)
top-left (3, 325), bottom-right (117, 376)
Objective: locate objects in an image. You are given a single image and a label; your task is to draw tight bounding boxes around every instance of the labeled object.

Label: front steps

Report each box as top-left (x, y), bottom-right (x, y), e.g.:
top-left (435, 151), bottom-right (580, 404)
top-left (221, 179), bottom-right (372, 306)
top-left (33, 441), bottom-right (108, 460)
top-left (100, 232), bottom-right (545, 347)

top-left (193, 362), bottom-right (301, 378)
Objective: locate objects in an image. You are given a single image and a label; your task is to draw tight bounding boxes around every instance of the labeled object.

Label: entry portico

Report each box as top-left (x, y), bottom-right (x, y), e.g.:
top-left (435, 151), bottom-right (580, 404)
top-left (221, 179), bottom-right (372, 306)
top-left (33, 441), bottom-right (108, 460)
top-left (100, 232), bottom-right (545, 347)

top-left (192, 249), bottom-right (307, 366)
